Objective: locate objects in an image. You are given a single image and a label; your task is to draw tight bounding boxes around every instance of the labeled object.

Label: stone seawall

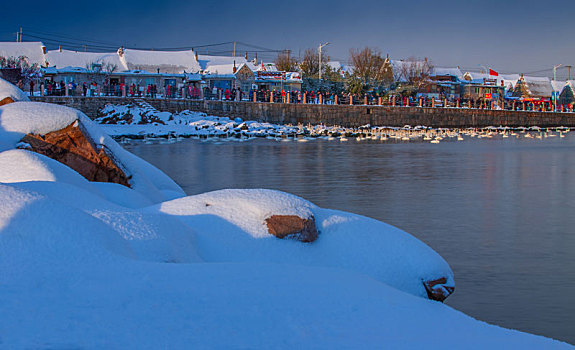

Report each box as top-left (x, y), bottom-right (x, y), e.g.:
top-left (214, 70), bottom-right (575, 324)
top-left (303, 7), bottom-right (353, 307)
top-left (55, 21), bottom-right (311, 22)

top-left (31, 96), bottom-right (575, 128)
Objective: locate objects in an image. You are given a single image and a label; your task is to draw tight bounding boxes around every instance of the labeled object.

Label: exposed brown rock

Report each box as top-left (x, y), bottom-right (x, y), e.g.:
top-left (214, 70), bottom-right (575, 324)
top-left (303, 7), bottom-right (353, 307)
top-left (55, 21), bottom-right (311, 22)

top-left (0, 97), bottom-right (15, 106)
top-left (19, 121), bottom-right (131, 187)
top-left (423, 277), bottom-right (455, 302)
top-left (265, 215), bottom-right (318, 243)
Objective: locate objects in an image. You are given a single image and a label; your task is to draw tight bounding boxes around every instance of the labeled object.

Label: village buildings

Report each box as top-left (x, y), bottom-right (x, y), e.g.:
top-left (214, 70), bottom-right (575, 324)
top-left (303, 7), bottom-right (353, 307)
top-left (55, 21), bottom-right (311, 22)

top-left (0, 41), bottom-right (572, 107)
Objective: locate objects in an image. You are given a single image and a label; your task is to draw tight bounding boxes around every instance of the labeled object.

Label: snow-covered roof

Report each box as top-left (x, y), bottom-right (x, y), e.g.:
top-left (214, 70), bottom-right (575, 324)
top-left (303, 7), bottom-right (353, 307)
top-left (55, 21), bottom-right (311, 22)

top-left (120, 49), bottom-right (201, 74)
top-left (430, 67), bottom-right (463, 80)
top-left (203, 63), bottom-right (241, 76)
top-left (0, 42), bottom-right (47, 67)
top-left (197, 55), bottom-right (248, 71)
top-left (522, 76), bottom-right (553, 98)
top-left (46, 50), bottom-right (122, 71)
top-left (551, 80), bottom-right (575, 92)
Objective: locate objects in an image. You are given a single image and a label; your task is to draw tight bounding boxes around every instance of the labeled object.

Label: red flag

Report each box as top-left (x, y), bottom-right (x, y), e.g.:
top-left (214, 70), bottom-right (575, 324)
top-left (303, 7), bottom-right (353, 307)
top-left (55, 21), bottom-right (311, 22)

top-left (489, 69), bottom-right (499, 76)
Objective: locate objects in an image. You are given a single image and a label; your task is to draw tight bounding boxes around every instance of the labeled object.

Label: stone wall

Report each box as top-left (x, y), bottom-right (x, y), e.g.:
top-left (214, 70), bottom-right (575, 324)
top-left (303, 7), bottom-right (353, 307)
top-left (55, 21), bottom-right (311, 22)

top-left (31, 96), bottom-right (575, 127)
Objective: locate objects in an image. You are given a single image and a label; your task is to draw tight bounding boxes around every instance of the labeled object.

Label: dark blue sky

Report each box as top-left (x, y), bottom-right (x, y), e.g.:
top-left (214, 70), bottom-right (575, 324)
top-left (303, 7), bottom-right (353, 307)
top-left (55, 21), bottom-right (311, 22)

top-left (2, 0), bottom-right (573, 78)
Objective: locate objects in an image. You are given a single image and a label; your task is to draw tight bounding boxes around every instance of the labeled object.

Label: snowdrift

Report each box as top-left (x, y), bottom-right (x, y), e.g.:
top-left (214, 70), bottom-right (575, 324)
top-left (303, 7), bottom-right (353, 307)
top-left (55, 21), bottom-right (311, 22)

top-left (153, 189), bottom-right (455, 300)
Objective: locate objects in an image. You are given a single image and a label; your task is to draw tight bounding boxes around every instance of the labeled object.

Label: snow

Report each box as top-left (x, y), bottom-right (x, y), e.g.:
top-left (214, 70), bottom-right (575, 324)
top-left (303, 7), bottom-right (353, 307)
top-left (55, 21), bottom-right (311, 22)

top-left (0, 101), bottom-right (185, 203)
top-left (120, 48), bottom-right (201, 74)
top-left (0, 149), bottom-right (102, 195)
top-left (198, 54), bottom-right (248, 71)
top-left (0, 77), bottom-right (30, 102)
top-left (46, 49), bottom-right (123, 70)
top-left (0, 102), bottom-right (79, 151)
top-left (0, 41), bottom-right (47, 66)
top-left (97, 102), bottom-right (302, 139)
top-left (151, 189), bottom-right (454, 299)
top-left (203, 62), bottom-right (245, 76)
top-left (431, 67), bottom-right (463, 79)
top-left (0, 80), bottom-right (572, 348)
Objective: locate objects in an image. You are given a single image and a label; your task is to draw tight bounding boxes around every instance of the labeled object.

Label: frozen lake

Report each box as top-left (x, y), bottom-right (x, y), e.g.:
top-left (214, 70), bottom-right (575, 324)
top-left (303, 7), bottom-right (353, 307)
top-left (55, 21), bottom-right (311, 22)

top-left (123, 133), bottom-right (575, 345)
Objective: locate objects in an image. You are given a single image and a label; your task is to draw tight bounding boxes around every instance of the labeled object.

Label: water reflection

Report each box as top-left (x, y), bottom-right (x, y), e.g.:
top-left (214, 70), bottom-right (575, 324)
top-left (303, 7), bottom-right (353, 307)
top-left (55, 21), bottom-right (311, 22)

top-left (124, 136), bottom-right (575, 344)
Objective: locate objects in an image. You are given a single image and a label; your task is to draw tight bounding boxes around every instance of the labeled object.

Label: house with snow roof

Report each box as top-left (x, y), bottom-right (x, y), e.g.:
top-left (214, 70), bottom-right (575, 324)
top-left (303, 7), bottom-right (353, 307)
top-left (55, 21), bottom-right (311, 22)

top-left (200, 57), bottom-right (254, 92)
top-left (511, 74), bottom-right (553, 100)
top-left (417, 67), bottom-right (464, 99)
top-left (0, 41), bottom-right (48, 67)
top-left (40, 47), bottom-right (204, 95)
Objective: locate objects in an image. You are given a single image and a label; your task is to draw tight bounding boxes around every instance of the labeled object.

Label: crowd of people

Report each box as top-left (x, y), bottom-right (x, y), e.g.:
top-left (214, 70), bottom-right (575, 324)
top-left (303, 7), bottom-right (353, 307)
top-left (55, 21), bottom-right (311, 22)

top-left (23, 79), bottom-right (573, 112)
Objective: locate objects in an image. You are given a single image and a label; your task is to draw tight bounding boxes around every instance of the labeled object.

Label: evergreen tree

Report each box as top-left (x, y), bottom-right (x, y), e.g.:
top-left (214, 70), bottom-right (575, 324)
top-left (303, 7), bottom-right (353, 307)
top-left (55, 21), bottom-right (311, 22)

top-left (512, 75), bottom-right (531, 98)
top-left (559, 84), bottom-right (575, 105)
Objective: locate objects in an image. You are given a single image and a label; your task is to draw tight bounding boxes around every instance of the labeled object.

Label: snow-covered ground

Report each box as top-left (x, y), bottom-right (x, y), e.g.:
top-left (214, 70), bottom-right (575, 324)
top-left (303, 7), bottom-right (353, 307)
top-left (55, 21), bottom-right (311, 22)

top-left (0, 79), bottom-right (572, 348)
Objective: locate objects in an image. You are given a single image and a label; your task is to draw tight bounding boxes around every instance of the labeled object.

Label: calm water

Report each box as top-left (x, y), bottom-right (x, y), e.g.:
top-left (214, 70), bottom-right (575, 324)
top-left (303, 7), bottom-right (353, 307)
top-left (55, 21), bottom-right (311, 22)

top-left (124, 134), bottom-right (575, 344)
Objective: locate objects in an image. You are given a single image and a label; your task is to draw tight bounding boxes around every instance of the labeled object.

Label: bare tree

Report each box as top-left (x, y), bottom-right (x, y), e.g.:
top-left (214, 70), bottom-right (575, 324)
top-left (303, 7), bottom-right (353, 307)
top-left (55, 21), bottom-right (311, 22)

top-left (397, 57), bottom-right (433, 88)
top-left (0, 55), bottom-right (40, 85)
top-left (274, 51), bottom-right (299, 72)
top-left (299, 48), bottom-right (328, 78)
top-left (85, 61), bottom-right (118, 86)
top-left (348, 47), bottom-right (393, 86)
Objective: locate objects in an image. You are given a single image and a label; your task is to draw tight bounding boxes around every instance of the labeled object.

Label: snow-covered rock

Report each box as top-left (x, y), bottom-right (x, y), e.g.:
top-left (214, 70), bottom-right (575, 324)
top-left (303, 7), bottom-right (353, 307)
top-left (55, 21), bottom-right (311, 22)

top-left (151, 189), bottom-right (455, 300)
top-left (0, 101), bottom-right (185, 203)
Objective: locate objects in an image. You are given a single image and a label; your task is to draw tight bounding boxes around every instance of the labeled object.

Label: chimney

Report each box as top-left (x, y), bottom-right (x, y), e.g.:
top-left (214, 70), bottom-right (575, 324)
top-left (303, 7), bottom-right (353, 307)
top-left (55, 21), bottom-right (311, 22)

top-left (255, 52), bottom-right (258, 65)
top-left (245, 52), bottom-right (248, 60)
top-left (58, 45), bottom-right (62, 52)
top-left (233, 60), bottom-right (237, 74)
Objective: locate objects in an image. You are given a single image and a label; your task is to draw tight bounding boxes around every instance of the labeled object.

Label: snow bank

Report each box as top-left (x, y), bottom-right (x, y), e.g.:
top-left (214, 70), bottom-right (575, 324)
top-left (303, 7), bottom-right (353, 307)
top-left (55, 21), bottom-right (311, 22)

top-left (0, 149), bottom-right (102, 195)
top-left (5, 181), bottom-right (202, 264)
top-left (0, 258), bottom-right (570, 349)
top-left (0, 77), bottom-right (30, 102)
top-left (0, 101), bottom-right (186, 203)
top-left (152, 189), bottom-right (454, 299)
top-left (97, 102), bottom-right (301, 139)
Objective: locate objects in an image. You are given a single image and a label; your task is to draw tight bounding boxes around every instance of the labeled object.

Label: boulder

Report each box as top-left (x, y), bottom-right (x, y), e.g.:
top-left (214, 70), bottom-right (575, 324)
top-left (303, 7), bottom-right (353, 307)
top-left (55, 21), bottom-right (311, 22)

top-left (423, 277), bottom-right (455, 302)
top-left (18, 121), bottom-right (131, 187)
top-left (265, 215), bottom-right (318, 243)
top-left (0, 97), bottom-right (15, 106)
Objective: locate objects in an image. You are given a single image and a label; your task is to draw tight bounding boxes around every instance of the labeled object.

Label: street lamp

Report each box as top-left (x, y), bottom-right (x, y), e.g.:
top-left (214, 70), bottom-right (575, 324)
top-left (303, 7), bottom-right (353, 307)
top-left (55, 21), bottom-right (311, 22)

top-left (318, 42), bottom-right (330, 80)
top-left (553, 64), bottom-right (563, 111)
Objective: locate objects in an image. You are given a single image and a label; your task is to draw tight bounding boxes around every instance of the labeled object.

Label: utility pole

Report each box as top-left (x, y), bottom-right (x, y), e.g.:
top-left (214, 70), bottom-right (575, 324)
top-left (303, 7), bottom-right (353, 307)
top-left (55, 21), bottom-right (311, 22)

top-left (318, 42), bottom-right (329, 80)
top-left (233, 41), bottom-right (236, 57)
top-left (19, 27), bottom-right (22, 42)
top-left (566, 65), bottom-right (572, 80)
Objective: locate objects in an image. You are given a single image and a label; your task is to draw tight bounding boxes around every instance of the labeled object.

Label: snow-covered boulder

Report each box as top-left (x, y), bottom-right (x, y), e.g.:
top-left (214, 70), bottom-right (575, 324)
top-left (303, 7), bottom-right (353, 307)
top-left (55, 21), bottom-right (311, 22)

top-left (0, 77), bottom-right (29, 104)
top-left (0, 101), bottom-right (185, 203)
top-left (151, 189), bottom-right (455, 301)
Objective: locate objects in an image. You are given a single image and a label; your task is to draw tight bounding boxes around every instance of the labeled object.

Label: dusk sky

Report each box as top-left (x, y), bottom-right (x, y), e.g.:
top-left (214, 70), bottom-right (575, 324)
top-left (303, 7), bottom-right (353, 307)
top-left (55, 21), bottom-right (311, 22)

top-left (2, 0), bottom-right (573, 79)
